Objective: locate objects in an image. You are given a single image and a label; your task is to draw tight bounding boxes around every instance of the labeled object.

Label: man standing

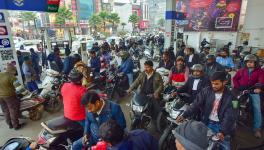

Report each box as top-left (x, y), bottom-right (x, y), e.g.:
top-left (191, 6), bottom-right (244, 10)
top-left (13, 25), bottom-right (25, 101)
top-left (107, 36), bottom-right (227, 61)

top-left (72, 90), bottom-right (126, 150)
top-left (233, 54), bottom-right (264, 138)
top-left (22, 56), bottom-right (38, 92)
top-left (0, 63), bottom-right (23, 130)
top-left (47, 47), bottom-right (63, 73)
top-left (177, 71), bottom-right (236, 150)
top-left (30, 48), bottom-right (41, 83)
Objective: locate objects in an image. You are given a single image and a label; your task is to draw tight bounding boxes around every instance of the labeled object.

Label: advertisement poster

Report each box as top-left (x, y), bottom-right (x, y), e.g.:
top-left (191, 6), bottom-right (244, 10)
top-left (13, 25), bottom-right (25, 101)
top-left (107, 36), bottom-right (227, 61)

top-left (78, 0), bottom-right (94, 20)
top-left (175, 0), bottom-right (242, 31)
top-left (0, 12), bottom-right (5, 23)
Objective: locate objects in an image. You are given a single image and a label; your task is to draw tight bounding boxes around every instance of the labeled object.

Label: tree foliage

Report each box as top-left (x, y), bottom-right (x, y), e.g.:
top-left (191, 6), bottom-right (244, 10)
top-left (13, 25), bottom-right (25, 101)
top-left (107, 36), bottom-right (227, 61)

top-left (158, 18), bottom-right (165, 27)
top-left (128, 14), bottom-right (139, 34)
top-left (55, 7), bottom-right (73, 25)
top-left (19, 12), bottom-right (37, 22)
top-left (89, 14), bottom-right (102, 32)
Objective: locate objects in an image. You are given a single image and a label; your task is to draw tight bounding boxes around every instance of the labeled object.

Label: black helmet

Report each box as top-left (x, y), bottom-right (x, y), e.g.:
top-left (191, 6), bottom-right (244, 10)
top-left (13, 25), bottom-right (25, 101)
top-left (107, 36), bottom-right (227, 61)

top-left (206, 54), bottom-right (216, 60)
top-left (191, 64), bottom-right (204, 71)
top-left (68, 69), bottom-right (83, 84)
top-left (244, 54), bottom-right (257, 62)
top-left (72, 54), bottom-right (81, 63)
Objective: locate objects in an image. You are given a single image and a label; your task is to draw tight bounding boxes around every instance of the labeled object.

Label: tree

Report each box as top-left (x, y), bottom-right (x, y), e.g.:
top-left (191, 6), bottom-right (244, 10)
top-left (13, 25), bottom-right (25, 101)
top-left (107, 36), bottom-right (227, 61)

top-left (121, 22), bottom-right (126, 31)
top-left (19, 12), bottom-right (37, 39)
top-left (158, 18), bottom-right (165, 27)
top-left (89, 14), bottom-right (102, 34)
top-left (128, 14), bottom-right (139, 35)
top-left (55, 7), bottom-right (73, 26)
top-left (108, 13), bottom-right (120, 34)
top-left (98, 11), bottom-right (109, 32)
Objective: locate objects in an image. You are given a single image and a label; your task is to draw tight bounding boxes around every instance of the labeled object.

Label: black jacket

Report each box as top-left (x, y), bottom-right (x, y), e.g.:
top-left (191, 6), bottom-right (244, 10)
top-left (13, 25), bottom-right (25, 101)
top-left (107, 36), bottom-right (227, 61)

top-left (182, 86), bottom-right (236, 135)
top-left (158, 60), bottom-right (174, 70)
top-left (204, 62), bottom-right (225, 77)
top-left (177, 75), bottom-right (211, 102)
top-left (184, 54), bottom-right (200, 68)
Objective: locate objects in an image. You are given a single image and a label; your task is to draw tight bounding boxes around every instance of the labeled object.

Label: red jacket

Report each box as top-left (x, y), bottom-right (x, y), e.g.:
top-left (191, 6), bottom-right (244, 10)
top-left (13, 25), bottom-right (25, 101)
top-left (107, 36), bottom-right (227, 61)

top-left (233, 67), bottom-right (264, 89)
top-left (61, 83), bottom-right (87, 121)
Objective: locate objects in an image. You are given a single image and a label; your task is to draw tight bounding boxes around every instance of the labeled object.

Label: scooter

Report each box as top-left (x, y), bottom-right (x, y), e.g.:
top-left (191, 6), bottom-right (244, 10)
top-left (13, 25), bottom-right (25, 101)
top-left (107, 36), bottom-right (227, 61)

top-left (130, 92), bottom-right (153, 130)
top-left (0, 137), bottom-right (34, 150)
top-left (39, 69), bottom-right (65, 113)
top-left (156, 67), bottom-right (170, 86)
top-left (158, 97), bottom-right (189, 150)
top-left (37, 116), bottom-right (83, 150)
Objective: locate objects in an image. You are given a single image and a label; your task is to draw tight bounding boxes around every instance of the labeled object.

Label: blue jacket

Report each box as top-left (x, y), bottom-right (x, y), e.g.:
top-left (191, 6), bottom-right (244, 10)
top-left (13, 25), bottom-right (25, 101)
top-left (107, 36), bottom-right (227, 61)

top-left (110, 130), bottom-right (158, 150)
top-left (119, 58), bottom-right (134, 74)
top-left (47, 53), bottom-right (63, 72)
top-left (62, 56), bottom-right (74, 75)
top-left (84, 100), bottom-right (126, 135)
top-left (90, 57), bottom-right (101, 73)
top-left (216, 56), bottom-right (235, 69)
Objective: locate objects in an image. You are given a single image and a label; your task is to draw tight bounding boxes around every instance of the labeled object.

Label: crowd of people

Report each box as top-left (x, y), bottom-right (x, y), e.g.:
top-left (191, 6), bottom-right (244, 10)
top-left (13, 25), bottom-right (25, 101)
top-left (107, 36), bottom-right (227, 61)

top-left (0, 35), bottom-right (263, 150)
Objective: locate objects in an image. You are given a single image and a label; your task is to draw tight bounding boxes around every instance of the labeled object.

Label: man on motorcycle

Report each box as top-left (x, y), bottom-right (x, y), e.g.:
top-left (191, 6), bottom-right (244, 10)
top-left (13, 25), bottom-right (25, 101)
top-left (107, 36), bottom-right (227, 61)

top-left (216, 48), bottom-right (235, 69)
top-left (233, 54), bottom-right (264, 138)
top-left (167, 56), bottom-right (189, 88)
top-left (89, 50), bottom-right (101, 77)
top-left (184, 47), bottom-right (200, 68)
top-left (118, 51), bottom-right (134, 86)
top-left (158, 51), bottom-right (174, 70)
top-left (98, 119), bottom-right (158, 150)
top-left (47, 46), bottom-right (63, 73)
top-left (204, 54), bottom-right (225, 77)
top-left (177, 71), bottom-right (236, 150)
top-left (62, 50), bottom-right (74, 75)
top-left (175, 64), bottom-right (211, 103)
top-left (127, 60), bottom-right (163, 119)
top-left (0, 63), bottom-right (25, 130)
top-left (61, 69), bottom-right (87, 127)
top-left (72, 90), bottom-right (126, 150)
top-left (72, 54), bottom-right (91, 87)
top-left (199, 46), bottom-right (210, 64)
top-left (173, 120), bottom-right (212, 150)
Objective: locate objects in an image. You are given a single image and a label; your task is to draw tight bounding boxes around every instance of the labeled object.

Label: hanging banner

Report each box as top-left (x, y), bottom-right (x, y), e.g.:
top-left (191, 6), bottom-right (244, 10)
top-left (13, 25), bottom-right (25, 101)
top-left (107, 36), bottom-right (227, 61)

top-left (0, 0), bottom-right (60, 12)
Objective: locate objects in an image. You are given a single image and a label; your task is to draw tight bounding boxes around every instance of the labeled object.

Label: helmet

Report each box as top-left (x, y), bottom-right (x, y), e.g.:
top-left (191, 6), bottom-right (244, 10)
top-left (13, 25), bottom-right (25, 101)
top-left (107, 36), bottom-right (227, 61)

top-left (176, 56), bottom-right (184, 62)
top-left (206, 54), bottom-right (216, 60)
top-left (118, 51), bottom-right (129, 59)
top-left (72, 54), bottom-right (81, 63)
top-left (68, 69), bottom-right (83, 84)
top-left (244, 54), bottom-right (257, 62)
top-left (191, 64), bottom-right (204, 71)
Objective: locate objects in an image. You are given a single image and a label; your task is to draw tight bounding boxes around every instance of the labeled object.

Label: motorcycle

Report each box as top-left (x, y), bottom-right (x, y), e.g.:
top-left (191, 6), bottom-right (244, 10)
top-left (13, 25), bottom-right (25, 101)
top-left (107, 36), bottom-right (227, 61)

top-left (37, 116), bottom-right (83, 150)
top-left (156, 67), bottom-right (170, 86)
top-left (105, 72), bottom-right (129, 100)
top-left (39, 69), bottom-right (65, 113)
top-left (158, 96), bottom-right (189, 150)
top-left (130, 92), bottom-right (153, 130)
top-left (18, 91), bottom-right (45, 121)
top-left (0, 137), bottom-right (34, 150)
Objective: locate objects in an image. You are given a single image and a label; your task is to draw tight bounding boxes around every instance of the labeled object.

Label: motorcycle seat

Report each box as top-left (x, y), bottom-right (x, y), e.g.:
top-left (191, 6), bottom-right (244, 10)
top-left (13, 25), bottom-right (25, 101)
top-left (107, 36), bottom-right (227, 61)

top-left (41, 116), bottom-right (82, 134)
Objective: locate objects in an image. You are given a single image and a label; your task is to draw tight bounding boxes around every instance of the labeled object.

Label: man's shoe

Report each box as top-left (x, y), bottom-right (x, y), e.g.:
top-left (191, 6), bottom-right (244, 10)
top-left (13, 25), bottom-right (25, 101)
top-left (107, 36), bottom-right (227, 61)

top-left (14, 123), bottom-right (26, 130)
top-left (9, 125), bottom-right (13, 129)
top-left (254, 130), bottom-right (262, 138)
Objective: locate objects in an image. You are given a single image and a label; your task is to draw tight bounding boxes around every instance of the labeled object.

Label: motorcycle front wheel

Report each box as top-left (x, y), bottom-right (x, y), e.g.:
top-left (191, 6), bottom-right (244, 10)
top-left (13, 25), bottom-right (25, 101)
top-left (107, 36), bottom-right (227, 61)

top-left (159, 125), bottom-right (176, 150)
top-left (156, 111), bottom-right (168, 133)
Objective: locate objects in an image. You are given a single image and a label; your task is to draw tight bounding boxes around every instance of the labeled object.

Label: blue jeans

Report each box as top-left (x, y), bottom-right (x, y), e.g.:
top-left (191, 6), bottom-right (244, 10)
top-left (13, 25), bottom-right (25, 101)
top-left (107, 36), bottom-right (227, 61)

top-left (126, 73), bottom-right (133, 86)
top-left (72, 123), bottom-right (99, 150)
top-left (26, 81), bottom-right (38, 92)
top-left (250, 94), bottom-right (262, 130)
top-left (207, 121), bottom-right (230, 150)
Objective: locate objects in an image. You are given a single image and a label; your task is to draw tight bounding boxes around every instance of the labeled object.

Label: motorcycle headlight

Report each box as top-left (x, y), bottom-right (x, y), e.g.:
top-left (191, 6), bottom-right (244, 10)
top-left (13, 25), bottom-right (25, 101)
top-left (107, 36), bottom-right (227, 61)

top-left (132, 105), bottom-right (144, 113)
top-left (170, 109), bottom-right (181, 119)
